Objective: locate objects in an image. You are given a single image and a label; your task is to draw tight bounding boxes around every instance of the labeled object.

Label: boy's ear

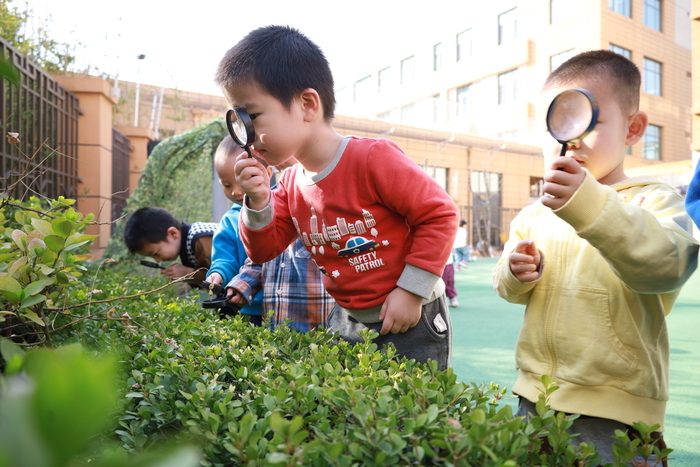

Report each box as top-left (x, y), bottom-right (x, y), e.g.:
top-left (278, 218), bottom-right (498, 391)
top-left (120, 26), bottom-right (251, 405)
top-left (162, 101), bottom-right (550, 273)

top-left (166, 226), bottom-right (180, 240)
top-left (625, 110), bottom-right (648, 145)
top-left (299, 88), bottom-right (322, 122)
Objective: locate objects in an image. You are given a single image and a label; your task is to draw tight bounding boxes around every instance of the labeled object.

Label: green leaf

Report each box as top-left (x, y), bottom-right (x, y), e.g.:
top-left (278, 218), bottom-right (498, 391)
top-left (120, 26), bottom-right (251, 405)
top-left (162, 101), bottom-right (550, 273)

top-left (0, 339), bottom-right (25, 374)
top-left (24, 280), bottom-right (48, 297)
top-left (7, 256), bottom-right (27, 276)
top-left (23, 344), bottom-right (119, 467)
top-left (44, 235), bottom-right (65, 252)
top-left (0, 56), bottom-right (20, 85)
top-left (20, 295), bottom-right (46, 309)
top-left (30, 218), bottom-right (53, 237)
top-left (51, 218), bottom-right (74, 238)
top-left (11, 230), bottom-right (27, 251)
top-left (0, 276), bottom-right (22, 303)
top-left (22, 310), bottom-right (45, 326)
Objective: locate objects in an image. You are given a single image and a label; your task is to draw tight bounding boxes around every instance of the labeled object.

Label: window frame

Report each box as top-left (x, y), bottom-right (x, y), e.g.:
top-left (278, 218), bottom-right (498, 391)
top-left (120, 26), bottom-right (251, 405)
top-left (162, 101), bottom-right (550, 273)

top-left (456, 29), bottom-right (472, 62)
top-left (609, 0), bottom-right (632, 17)
top-left (498, 8), bottom-right (518, 46)
top-left (642, 124), bottom-right (662, 160)
top-left (643, 57), bottom-right (662, 96)
top-left (644, 0), bottom-right (662, 31)
top-left (400, 55), bottom-right (415, 85)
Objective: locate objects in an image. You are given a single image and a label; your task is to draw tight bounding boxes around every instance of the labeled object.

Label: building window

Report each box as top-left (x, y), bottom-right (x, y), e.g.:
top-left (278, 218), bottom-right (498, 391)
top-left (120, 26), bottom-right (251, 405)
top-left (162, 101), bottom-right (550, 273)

top-left (377, 108), bottom-right (399, 121)
top-left (401, 56), bottom-right (414, 85)
top-left (456, 29), bottom-right (472, 61)
top-left (550, 49), bottom-right (576, 72)
top-left (431, 94), bottom-right (441, 123)
top-left (643, 58), bottom-right (662, 95)
top-left (353, 75), bottom-right (372, 104)
top-left (456, 84), bottom-right (473, 117)
top-left (550, 0), bottom-right (571, 23)
top-left (530, 176), bottom-right (544, 198)
top-left (643, 124), bottom-right (661, 160)
top-left (400, 103), bottom-right (415, 125)
top-left (609, 43), bottom-right (632, 59)
top-left (423, 166), bottom-right (448, 191)
top-left (433, 43), bottom-right (443, 71)
top-left (498, 69), bottom-right (518, 105)
top-left (378, 67), bottom-right (391, 94)
top-left (644, 0), bottom-right (661, 31)
top-left (472, 171), bottom-right (501, 195)
top-left (609, 0), bottom-right (631, 17)
top-left (498, 8), bottom-right (518, 45)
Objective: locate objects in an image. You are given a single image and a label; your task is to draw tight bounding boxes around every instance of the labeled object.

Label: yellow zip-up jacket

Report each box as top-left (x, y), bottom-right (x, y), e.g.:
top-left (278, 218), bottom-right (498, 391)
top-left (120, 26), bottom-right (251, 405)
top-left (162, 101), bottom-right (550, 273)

top-left (494, 172), bottom-right (699, 430)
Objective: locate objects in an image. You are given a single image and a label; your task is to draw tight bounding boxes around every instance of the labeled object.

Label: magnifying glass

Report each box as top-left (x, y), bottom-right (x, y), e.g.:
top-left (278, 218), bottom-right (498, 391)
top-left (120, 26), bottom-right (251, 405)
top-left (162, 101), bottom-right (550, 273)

top-left (225, 108), bottom-right (255, 158)
top-left (546, 88), bottom-right (599, 157)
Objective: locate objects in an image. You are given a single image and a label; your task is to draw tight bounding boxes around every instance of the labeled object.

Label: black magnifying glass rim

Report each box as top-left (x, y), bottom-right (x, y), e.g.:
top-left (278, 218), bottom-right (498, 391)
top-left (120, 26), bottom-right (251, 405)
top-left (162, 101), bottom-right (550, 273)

top-left (546, 87), bottom-right (600, 145)
top-left (225, 108), bottom-right (255, 149)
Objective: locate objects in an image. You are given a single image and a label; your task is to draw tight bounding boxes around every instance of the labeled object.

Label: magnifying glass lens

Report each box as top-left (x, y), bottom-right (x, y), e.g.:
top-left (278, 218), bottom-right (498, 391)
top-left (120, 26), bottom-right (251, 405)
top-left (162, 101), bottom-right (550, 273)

top-left (225, 108), bottom-right (255, 149)
top-left (547, 91), bottom-right (594, 142)
top-left (232, 114), bottom-right (248, 145)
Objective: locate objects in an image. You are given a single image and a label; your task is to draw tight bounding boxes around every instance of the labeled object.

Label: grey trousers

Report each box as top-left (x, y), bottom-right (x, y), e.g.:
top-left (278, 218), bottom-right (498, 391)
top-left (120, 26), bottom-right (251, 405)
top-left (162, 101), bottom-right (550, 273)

top-left (327, 295), bottom-right (452, 370)
top-left (516, 397), bottom-right (667, 466)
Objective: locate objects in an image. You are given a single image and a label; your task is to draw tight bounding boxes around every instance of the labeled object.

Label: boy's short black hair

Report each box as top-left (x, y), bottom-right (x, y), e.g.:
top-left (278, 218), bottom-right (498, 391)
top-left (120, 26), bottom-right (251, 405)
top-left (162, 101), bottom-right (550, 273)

top-left (544, 49), bottom-right (641, 114)
top-left (123, 207), bottom-right (182, 253)
top-left (215, 25), bottom-right (335, 120)
top-left (214, 135), bottom-right (240, 165)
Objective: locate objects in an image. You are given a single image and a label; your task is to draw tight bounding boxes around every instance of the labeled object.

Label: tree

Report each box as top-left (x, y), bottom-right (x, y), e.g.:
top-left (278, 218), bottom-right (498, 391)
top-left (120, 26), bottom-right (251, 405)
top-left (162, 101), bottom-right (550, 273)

top-left (0, 0), bottom-right (76, 74)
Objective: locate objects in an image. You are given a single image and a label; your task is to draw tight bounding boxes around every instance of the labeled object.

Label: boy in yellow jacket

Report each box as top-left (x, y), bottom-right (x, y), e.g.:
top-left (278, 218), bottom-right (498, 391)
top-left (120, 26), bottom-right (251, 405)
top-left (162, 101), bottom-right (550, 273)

top-left (493, 50), bottom-right (698, 464)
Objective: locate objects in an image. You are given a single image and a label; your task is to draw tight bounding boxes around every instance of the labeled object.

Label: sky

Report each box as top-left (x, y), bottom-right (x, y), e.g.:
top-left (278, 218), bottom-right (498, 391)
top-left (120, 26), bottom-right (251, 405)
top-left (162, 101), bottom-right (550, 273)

top-left (27, 0), bottom-right (474, 97)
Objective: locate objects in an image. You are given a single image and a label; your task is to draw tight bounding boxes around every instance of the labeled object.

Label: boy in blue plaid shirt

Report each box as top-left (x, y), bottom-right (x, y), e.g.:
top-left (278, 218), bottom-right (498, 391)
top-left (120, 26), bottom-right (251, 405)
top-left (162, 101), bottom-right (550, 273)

top-left (224, 160), bottom-right (335, 331)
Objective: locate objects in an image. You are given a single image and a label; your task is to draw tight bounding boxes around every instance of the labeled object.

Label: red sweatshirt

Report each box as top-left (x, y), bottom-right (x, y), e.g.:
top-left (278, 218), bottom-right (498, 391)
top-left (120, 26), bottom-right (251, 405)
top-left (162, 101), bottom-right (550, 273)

top-left (241, 136), bottom-right (459, 311)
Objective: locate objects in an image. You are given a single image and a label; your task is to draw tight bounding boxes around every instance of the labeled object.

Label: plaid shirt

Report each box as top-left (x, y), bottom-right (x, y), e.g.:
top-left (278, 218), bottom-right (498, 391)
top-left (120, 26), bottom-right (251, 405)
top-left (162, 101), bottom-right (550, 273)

top-left (227, 238), bottom-right (335, 332)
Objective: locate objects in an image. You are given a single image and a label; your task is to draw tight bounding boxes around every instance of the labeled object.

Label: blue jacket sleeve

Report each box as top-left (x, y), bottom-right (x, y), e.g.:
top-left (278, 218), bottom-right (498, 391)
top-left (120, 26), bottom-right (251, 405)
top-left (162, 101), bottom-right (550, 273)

top-left (208, 205), bottom-right (263, 317)
top-left (208, 205), bottom-right (247, 284)
top-left (687, 162), bottom-right (700, 228)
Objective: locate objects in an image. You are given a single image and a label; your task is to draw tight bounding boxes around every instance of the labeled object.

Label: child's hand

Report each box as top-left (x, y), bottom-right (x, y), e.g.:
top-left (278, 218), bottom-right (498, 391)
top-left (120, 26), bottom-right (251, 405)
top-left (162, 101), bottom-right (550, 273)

top-left (234, 152), bottom-right (271, 210)
top-left (226, 288), bottom-right (247, 305)
top-left (205, 272), bottom-right (223, 286)
top-left (541, 157), bottom-right (586, 210)
top-left (379, 287), bottom-right (423, 335)
top-left (509, 240), bottom-right (541, 283)
top-left (161, 263), bottom-right (194, 281)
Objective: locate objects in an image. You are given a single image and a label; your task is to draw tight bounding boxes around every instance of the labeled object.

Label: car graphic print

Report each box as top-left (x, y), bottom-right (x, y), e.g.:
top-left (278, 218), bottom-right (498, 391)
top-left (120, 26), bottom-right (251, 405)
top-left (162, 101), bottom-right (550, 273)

top-left (337, 236), bottom-right (380, 258)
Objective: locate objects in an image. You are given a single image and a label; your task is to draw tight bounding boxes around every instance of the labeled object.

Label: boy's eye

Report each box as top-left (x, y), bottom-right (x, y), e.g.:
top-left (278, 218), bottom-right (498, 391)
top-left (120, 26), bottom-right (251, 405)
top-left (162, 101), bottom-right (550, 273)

top-left (249, 113), bottom-right (259, 120)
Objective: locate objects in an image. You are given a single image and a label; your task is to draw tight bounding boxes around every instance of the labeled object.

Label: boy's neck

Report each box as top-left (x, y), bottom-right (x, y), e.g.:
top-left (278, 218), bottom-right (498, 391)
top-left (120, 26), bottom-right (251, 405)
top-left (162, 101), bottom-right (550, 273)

top-left (295, 124), bottom-right (344, 175)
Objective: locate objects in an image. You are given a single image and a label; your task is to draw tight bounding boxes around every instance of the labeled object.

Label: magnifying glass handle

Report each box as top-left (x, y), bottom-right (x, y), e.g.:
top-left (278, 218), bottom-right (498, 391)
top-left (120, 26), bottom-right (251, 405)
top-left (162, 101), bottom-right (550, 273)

top-left (559, 144), bottom-right (567, 157)
top-left (245, 148), bottom-right (253, 158)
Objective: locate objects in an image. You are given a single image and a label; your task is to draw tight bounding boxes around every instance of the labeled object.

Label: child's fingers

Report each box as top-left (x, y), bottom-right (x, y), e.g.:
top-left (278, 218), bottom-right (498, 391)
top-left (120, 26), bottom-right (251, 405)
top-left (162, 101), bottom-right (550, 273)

top-left (379, 317), bottom-right (393, 335)
top-left (548, 156), bottom-right (582, 174)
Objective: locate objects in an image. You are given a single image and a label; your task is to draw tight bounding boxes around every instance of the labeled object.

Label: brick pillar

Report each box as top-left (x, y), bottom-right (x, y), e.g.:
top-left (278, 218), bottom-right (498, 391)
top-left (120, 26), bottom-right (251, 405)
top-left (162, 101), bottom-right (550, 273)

top-left (115, 126), bottom-right (152, 193)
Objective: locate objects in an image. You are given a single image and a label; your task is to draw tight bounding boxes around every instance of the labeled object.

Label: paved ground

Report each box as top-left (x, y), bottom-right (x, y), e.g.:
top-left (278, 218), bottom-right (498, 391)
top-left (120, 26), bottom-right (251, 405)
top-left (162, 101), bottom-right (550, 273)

top-left (449, 257), bottom-right (700, 466)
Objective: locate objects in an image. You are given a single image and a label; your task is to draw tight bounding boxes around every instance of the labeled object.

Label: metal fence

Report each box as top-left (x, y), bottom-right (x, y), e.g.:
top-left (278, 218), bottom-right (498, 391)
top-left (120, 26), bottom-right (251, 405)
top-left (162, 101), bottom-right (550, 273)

top-left (0, 38), bottom-right (79, 200)
top-left (458, 204), bottom-right (521, 255)
top-left (111, 128), bottom-right (130, 232)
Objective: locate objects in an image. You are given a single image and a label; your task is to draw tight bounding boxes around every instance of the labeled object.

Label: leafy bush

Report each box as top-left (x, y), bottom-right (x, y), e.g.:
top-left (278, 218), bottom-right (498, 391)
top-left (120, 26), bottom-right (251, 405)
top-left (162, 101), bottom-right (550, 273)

top-left (0, 194), bottom-right (671, 467)
top-left (0, 196), bottom-right (97, 346)
top-left (0, 339), bottom-right (201, 467)
top-left (65, 269), bottom-right (669, 467)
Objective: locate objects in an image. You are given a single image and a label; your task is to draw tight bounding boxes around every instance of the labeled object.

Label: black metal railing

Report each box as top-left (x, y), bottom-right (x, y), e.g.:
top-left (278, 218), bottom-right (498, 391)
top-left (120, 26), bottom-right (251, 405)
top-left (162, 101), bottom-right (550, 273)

top-left (0, 38), bottom-right (79, 200)
top-left (111, 128), bottom-right (130, 232)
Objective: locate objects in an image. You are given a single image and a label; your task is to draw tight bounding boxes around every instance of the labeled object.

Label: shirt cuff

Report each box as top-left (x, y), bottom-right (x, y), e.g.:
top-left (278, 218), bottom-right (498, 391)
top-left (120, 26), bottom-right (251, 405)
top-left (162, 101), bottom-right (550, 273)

top-left (396, 263), bottom-right (441, 299)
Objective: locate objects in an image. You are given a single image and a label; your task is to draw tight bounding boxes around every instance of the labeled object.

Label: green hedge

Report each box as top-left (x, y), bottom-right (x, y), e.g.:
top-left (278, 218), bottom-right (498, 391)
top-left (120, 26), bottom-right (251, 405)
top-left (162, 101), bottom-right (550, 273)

top-left (43, 267), bottom-right (666, 467)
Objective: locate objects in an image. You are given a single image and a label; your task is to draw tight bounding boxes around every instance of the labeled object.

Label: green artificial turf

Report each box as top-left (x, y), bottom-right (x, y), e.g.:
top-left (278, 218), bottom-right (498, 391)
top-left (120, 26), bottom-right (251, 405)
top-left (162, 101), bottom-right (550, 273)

top-left (450, 257), bottom-right (700, 466)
